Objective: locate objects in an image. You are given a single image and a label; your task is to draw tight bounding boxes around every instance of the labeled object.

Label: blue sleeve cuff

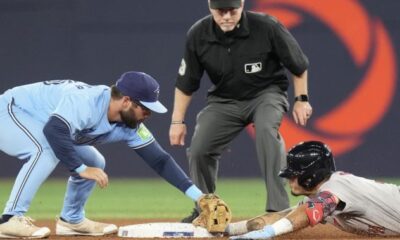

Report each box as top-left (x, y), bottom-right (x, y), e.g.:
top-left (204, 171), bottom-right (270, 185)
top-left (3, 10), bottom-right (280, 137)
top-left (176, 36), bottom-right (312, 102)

top-left (184, 185), bottom-right (203, 201)
top-left (231, 225), bottom-right (275, 240)
top-left (74, 164), bottom-right (87, 173)
top-left (263, 225), bottom-right (276, 237)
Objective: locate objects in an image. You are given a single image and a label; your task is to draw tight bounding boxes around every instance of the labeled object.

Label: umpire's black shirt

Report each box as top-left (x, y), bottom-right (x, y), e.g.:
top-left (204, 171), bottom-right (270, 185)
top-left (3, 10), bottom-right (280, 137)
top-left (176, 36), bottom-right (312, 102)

top-left (176, 11), bottom-right (309, 100)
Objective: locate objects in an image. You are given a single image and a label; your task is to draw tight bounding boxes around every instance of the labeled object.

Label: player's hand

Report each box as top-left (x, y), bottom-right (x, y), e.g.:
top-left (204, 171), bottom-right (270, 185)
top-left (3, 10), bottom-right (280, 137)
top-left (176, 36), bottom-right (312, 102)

top-left (79, 167), bottom-right (109, 188)
top-left (169, 123), bottom-right (187, 146)
top-left (292, 101), bottom-right (313, 126)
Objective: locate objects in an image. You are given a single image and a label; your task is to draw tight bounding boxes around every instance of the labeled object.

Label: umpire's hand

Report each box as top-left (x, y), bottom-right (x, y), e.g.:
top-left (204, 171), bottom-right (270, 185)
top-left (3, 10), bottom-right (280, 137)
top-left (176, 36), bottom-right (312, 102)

top-left (169, 123), bottom-right (187, 146)
top-left (79, 167), bottom-right (109, 188)
top-left (292, 101), bottom-right (313, 126)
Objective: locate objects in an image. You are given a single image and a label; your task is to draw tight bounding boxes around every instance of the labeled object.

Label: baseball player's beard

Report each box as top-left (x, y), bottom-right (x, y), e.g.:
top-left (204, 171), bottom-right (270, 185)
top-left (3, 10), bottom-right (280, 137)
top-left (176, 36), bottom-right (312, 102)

top-left (120, 109), bottom-right (140, 129)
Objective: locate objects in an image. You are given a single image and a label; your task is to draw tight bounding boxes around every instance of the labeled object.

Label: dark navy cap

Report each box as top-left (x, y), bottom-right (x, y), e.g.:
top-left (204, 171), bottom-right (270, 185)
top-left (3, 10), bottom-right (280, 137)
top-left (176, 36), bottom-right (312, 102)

top-left (115, 71), bottom-right (167, 113)
top-left (209, 0), bottom-right (241, 9)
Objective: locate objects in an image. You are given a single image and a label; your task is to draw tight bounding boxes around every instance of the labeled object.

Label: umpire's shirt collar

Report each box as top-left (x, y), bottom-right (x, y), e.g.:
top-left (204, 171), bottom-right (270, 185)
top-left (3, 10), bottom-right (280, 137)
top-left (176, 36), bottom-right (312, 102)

top-left (205, 11), bottom-right (250, 43)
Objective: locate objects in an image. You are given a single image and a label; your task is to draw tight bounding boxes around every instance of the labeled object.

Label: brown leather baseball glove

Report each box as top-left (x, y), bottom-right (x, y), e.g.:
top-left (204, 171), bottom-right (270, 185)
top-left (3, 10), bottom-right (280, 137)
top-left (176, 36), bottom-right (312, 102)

top-left (192, 194), bottom-right (232, 233)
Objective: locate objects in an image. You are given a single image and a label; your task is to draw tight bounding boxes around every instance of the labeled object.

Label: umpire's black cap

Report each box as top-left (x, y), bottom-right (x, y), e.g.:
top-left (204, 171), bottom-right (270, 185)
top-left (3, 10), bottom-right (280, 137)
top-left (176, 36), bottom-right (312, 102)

top-left (209, 0), bottom-right (241, 9)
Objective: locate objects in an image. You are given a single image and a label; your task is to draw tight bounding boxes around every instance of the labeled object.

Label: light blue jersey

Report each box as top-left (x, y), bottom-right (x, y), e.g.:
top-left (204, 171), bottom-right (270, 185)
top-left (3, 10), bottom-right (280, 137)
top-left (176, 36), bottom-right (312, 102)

top-left (2, 80), bottom-right (154, 149)
top-left (0, 80), bottom-right (155, 222)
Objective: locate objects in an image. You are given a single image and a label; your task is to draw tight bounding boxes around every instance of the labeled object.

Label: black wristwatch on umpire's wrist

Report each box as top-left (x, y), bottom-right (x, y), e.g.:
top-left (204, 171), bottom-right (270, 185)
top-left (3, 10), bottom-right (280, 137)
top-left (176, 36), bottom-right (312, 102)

top-left (294, 94), bottom-right (309, 102)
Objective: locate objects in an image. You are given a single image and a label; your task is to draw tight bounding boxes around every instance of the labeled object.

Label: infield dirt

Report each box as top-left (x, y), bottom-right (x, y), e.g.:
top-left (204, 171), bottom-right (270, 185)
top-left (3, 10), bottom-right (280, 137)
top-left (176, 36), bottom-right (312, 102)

top-left (35, 219), bottom-right (399, 240)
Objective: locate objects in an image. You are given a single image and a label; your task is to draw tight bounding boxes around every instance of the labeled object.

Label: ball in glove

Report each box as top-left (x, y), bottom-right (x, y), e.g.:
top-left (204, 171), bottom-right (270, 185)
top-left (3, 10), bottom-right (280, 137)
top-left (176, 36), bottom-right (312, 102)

top-left (192, 194), bottom-right (232, 233)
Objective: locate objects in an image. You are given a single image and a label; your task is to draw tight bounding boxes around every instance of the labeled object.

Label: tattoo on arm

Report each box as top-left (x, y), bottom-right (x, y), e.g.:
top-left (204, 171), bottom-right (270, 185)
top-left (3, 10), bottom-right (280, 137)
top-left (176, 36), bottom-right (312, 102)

top-left (247, 207), bottom-right (295, 231)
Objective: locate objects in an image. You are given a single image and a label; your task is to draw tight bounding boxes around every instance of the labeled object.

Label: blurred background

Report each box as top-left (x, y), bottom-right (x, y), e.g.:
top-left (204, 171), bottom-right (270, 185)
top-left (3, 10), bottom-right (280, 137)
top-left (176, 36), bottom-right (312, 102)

top-left (0, 0), bottom-right (399, 180)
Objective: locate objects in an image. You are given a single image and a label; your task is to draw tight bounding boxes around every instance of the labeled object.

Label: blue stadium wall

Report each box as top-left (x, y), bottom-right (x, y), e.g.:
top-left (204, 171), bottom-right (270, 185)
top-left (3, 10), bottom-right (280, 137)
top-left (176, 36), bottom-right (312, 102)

top-left (0, 0), bottom-right (399, 178)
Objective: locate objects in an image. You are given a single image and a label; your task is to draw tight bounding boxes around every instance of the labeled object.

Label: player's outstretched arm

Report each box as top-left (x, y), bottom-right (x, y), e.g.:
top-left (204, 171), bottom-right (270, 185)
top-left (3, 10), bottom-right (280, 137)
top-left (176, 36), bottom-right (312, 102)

top-left (230, 191), bottom-right (339, 239)
top-left (229, 205), bottom-right (309, 239)
top-left (226, 207), bottom-right (293, 236)
top-left (134, 140), bottom-right (194, 193)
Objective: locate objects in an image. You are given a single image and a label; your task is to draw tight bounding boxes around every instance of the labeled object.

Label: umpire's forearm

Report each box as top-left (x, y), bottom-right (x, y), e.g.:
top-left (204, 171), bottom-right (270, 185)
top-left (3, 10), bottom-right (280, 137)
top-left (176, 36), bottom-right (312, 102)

top-left (292, 70), bottom-right (308, 97)
top-left (171, 88), bottom-right (192, 122)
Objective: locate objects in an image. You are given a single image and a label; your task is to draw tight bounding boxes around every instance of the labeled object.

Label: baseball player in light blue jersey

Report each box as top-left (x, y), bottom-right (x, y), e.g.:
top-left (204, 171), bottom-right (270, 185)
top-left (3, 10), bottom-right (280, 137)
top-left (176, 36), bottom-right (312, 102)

top-left (0, 71), bottom-right (205, 238)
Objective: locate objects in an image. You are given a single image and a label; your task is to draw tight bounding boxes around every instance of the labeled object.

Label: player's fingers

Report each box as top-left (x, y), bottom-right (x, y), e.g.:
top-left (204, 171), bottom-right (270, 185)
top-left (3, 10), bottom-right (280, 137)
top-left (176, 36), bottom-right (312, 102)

top-left (91, 169), bottom-right (108, 188)
top-left (97, 176), bottom-right (107, 188)
top-left (92, 174), bottom-right (102, 188)
top-left (99, 172), bottom-right (109, 188)
top-left (102, 173), bottom-right (108, 188)
top-left (100, 180), bottom-right (107, 188)
top-left (103, 173), bottom-right (109, 188)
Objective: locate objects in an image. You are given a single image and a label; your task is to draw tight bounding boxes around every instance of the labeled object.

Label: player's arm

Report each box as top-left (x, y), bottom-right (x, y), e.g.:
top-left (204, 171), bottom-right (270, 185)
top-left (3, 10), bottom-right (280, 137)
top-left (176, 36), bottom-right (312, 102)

top-left (43, 115), bottom-right (108, 188)
top-left (134, 140), bottom-right (203, 201)
top-left (226, 207), bottom-right (293, 235)
top-left (229, 191), bottom-right (339, 239)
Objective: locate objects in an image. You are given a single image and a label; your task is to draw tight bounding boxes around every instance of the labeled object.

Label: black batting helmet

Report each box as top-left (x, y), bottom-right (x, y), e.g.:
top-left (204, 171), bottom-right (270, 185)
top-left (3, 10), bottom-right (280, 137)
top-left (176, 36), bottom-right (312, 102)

top-left (279, 141), bottom-right (336, 189)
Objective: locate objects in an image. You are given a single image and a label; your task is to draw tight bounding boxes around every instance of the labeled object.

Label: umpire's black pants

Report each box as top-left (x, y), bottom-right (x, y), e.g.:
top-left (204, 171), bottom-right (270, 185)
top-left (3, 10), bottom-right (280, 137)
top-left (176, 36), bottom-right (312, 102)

top-left (188, 85), bottom-right (290, 212)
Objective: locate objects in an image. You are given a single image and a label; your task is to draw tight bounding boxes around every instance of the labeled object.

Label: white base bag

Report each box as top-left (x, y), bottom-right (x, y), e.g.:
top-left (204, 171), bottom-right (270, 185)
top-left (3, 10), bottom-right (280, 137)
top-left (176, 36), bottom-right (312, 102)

top-left (118, 222), bottom-right (217, 238)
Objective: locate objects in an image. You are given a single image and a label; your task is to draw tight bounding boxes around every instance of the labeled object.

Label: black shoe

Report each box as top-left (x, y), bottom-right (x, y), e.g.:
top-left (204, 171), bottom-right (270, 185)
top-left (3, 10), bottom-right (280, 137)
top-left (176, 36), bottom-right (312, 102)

top-left (266, 209), bottom-right (278, 213)
top-left (0, 214), bottom-right (13, 224)
top-left (181, 208), bottom-right (199, 223)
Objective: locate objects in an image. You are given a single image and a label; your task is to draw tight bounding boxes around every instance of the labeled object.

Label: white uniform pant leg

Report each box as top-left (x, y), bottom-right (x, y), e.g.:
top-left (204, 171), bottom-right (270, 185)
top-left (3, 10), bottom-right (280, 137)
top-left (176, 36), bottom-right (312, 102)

top-left (60, 146), bottom-right (105, 223)
top-left (0, 100), bottom-right (58, 216)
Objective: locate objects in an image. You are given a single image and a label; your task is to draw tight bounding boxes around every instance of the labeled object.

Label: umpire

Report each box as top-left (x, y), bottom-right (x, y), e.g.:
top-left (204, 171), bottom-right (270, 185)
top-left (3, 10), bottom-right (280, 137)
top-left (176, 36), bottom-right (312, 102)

top-left (169, 0), bottom-right (312, 222)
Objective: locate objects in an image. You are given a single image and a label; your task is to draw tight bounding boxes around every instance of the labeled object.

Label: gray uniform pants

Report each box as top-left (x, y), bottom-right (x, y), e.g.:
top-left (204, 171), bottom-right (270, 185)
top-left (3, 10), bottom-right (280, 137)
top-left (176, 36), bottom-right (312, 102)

top-left (188, 85), bottom-right (289, 211)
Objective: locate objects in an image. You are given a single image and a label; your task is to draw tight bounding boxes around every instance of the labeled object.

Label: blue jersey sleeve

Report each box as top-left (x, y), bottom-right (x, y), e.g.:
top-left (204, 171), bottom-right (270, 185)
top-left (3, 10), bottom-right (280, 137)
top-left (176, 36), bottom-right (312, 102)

top-left (134, 141), bottom-right (193, 193)
top-left (125, 123), bottom-right (155, 148)
top-left (43, 116), bottom-right (84, 171)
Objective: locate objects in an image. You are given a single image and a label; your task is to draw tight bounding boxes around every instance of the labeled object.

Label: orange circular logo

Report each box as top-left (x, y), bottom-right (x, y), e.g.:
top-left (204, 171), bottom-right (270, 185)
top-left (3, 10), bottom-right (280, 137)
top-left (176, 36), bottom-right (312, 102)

top-left (247, 0), bottom-right (397, 155)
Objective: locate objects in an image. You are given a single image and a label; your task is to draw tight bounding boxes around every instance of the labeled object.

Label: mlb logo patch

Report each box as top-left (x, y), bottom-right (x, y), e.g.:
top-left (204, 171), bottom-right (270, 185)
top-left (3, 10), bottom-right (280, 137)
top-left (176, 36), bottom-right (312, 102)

top-left (244, 62), bottom-right (262, 73)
